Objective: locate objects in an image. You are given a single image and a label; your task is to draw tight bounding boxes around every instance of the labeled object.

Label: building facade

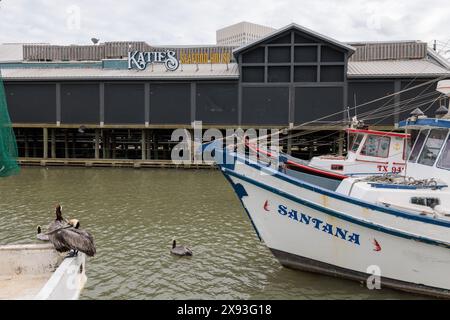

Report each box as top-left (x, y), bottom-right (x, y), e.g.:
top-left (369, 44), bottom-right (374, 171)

top-left (216, 21), bottom-right (276, 46)
top-left (1, 23), bottom-right (449, 165)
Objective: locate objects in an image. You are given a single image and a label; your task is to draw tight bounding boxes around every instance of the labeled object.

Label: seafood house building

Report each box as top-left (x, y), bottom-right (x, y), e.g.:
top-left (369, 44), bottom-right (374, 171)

top-left (1, 22), bottom-right (450, 165)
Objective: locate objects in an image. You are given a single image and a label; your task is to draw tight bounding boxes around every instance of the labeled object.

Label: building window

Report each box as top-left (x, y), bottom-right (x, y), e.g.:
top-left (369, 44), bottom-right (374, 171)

top-left (294, 46), bottom-right (317, 62)
top-left (320, 66), bottom-right (344, 82)
top-left (242, 66), bottom-right (265, 82)
top-left (321, 46), bottom-right (345, 62)
top-left (268, 66), bottom-right (290, 82)
top-left (268, 47), bottom-right (291, 63)
top-left (242, 47), bottom-right (265, 63)
top-left (294, 66), bottom-right (317, 82)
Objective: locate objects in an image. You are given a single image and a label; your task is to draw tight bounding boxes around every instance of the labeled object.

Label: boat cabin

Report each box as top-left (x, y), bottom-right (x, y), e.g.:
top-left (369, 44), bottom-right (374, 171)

top-left (309, 128), bottom-right (410, 176)
top-left (399, 118), bottom-right (450, 185)
top-left (400, 79), bottom-right (450, 184)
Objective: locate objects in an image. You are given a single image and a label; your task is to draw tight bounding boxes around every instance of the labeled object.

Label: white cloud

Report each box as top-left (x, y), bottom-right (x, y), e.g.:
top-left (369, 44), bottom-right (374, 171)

top-left (0, 0), bottom-right (449, 46)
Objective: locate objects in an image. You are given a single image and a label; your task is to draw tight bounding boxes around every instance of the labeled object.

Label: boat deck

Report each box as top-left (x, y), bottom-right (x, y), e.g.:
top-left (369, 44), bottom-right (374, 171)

top-left (0, 274), bottom-right (51, 300)
top-left (0, 243), bottom-right (62, 300)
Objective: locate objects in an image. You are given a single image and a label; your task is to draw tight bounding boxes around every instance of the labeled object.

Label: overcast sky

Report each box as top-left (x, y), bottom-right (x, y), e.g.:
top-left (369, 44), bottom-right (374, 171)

top-left (0, 0), bottom-right (449, 49)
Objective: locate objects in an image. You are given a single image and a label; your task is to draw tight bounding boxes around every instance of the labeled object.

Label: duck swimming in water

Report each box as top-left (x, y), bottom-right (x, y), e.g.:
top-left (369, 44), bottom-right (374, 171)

top-left (36, 225), bottom-right (49, 241)
top-left (47, 204), bottom-right (96, 258)
top-left (170, 239), bottom-right (192, 256)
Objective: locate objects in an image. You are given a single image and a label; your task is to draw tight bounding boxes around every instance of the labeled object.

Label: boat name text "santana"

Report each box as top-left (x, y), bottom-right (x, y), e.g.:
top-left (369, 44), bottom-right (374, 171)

top-left (277, 204), bottom-right (361, 245)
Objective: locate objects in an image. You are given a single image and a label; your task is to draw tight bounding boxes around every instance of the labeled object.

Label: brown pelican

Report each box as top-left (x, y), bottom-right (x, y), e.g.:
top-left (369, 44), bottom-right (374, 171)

top-left (47, 205), bottom-right (96, 257)
top-left (170, 239), bottom-right (192, 256)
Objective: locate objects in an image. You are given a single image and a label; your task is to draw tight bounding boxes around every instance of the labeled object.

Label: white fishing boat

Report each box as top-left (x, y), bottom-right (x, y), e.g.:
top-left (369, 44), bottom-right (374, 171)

top-left (210, 81), bottom-right (450, 298)
top-left (249, 126), bottom-right (410, 181)
top-left (0, 243), bottom-right (87, 300)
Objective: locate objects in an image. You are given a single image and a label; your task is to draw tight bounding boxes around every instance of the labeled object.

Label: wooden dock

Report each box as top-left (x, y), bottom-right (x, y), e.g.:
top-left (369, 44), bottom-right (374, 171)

top-left (18, 158), bottom-right (216, 169)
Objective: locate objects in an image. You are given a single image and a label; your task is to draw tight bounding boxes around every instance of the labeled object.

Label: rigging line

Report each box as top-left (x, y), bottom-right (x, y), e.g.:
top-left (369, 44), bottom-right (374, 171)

top-left (359, 92), bottom-right (436, 121)
top-left (277, 95), bottom-right (440, 143)
top-left (355, 90), bottom-right (439, 119)
top-left (359, 89), bottom-right (440, 121)
top-left (362, 97), bottom-right (440, 125)
top-left (285, 76), bottom-right (443, 141)
top-left (355, 58), bottom-right (444, 123)
top-left (204, 77), bottom-right (447, 149)
top-left (282, 95), bottom-right (441, 147)
top-left (299, 77), bottom-right (445, 124)
top-left (279, 79), bottom-right (441, 149)
top-left (360, 97), bottom-right (441, 121)
top-left (251, 76), bottom-right (448, 144)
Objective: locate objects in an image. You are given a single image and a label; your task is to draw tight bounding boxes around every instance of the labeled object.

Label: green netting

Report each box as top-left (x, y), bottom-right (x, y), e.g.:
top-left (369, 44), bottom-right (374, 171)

top-left (0, 73), bottom-right (19, 177)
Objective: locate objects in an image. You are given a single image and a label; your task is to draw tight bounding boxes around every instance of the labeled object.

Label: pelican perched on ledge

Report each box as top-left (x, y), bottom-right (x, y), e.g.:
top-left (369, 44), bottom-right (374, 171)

top-left (45, 204), bottom-right (96, 257)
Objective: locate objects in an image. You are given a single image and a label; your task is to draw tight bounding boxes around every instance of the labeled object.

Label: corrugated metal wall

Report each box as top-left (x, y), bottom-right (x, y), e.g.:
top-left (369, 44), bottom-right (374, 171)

top-left (23, 42), bottom-right (236, 62)
top-left (349, 42), bottom-right (428, 61)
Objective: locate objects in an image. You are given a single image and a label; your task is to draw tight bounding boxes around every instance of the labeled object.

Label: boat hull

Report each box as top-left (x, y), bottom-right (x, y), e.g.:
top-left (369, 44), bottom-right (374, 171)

top-left (271, 248), bottom-right (449, 298)
top-left (218, 153), bottom-right (450, 298)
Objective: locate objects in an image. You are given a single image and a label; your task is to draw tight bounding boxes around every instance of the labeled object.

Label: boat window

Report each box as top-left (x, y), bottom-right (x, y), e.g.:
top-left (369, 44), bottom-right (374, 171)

top-left (349, 134), bottom-right (364, 153)
top-left (403, 138), bottom-right (411, 160)
top-left (409, 130), bottom-right (428, 162)
top-left (360, 135), bottom-right (390, 158)
top-left (417, 129), bottom-right (447, 166)
top-left (437, 131), bottom-right (450, 170)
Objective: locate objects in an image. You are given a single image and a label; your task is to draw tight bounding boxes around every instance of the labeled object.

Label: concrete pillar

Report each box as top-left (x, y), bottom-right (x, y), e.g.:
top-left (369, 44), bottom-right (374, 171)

top-left (338, 130), bottom-right (345, 156)
top-left (24, 131), bottom-right (29, 158)
top-left (51, 129), bottom-right (56, 158)
top-left (95, 129), bottom-right (100, 159)
top-left (112, 132), bottom-right (116, 159)
top-left (287, 135), bottom-right (292, 155)
top-left (153, 132), bottom-right (158, 160)
top-left (146, 130), bottom-right (151, 160)
top-left (72, 132), bottom-right (76, 158)
top-left (103, 130), bottom-right (107, 159)
top-left (309, 140), bottom-right (314, 160)
top-left (43, 128), bottom-right (48, 159)
top-left (33, 136), bottom-right (37, 158)
top-left (141, 129), bottom-right (146, 160)
top-left (64, 131), bottom-right (69, 158)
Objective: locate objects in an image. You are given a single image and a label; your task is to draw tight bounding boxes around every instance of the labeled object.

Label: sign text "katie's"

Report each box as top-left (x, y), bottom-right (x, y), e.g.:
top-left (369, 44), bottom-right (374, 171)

top-left (127, 50), bottom-right (179, 71)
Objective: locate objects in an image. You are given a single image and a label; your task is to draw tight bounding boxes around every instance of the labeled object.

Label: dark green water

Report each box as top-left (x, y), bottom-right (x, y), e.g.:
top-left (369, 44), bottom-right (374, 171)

top-left (0, 167), bottom-right (420, 299)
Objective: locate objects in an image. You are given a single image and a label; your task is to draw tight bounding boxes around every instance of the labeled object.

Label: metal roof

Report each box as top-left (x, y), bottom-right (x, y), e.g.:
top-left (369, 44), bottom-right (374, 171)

top-left (0, 63), bottom-right (239, 81)
top-left (347, 59), bottom-right (450, 78)
top-left (233, 23), bottom-right (355, 55)
top-left (348, 41), bottom-right (428, 62)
